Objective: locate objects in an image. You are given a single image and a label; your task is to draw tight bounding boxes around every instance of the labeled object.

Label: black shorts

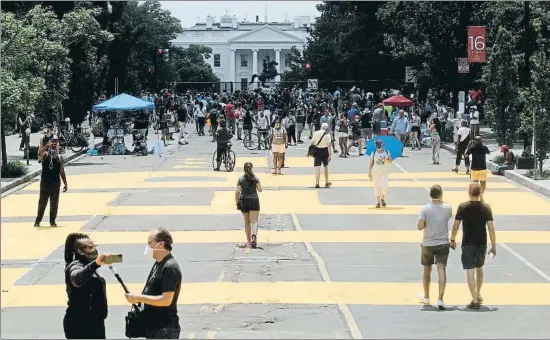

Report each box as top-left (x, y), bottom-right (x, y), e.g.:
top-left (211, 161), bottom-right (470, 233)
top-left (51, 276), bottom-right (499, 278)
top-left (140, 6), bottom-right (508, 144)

top-left (314, 147), bottom-right (329, 167)
top-left (421, 244), bottom-right (450, 266)
top-left (461, 245), bottom-right (487, 269)
top-left (241, 198), bottom-right (260, 213)
top-left (411, 126), bottom-right (420, 133)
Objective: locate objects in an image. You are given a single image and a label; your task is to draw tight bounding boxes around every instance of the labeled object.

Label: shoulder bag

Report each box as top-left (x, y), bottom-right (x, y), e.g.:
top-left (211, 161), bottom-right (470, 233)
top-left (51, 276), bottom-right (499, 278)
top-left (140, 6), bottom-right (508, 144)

top-left (307, 130), bottom-right (327, 157)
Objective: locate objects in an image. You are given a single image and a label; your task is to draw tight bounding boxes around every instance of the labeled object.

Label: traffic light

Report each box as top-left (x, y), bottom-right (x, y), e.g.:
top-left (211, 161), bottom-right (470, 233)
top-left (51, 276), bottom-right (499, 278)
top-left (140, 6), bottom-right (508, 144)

top-left (163, 49), bottom-right (169, 62)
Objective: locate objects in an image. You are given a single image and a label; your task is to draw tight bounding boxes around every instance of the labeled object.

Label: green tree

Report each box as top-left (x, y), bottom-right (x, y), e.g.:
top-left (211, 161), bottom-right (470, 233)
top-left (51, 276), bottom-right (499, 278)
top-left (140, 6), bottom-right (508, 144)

top-left (521, 9), bottom-right (550, 173)
top-left (482, 26), bottom-right (520, 146)
top-left (105, 0), bottom-right (182, 94)
top-left (1, 10), bottom-right (48, 167)
top-left (280, 46), bottom-right (307, 83)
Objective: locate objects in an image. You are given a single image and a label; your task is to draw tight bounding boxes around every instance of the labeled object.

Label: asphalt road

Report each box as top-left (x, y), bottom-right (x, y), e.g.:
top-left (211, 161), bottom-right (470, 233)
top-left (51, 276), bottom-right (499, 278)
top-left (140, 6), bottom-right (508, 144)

top-left (2, 126), bottom-right (550, 339)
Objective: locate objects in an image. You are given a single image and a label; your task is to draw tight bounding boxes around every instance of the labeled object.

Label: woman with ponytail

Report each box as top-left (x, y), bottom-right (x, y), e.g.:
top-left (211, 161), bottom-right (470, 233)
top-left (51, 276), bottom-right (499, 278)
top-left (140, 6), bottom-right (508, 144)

top-left (235, 162), bottom-right (263, 248)
top-left (63, 233), bottom-right (109, 339)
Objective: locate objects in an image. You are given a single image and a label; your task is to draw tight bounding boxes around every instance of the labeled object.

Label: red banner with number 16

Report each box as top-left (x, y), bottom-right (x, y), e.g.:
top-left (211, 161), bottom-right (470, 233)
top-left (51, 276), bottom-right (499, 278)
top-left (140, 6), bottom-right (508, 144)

top-left (468, 26), bottom-right (486, 63)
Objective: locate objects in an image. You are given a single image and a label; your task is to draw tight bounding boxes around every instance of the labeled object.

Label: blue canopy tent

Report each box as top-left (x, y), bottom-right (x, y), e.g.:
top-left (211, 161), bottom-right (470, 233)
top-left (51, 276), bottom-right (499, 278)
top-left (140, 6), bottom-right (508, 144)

top-left (365, 136), bottom-right (403, 159)
top-left (92, 93), bottom-right (155, 111)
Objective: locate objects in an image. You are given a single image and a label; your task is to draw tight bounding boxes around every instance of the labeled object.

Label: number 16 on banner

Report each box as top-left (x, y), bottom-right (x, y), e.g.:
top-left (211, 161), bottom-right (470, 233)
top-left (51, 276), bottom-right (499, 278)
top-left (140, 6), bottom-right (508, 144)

top-left (468, 26), bottom-right (487, 63)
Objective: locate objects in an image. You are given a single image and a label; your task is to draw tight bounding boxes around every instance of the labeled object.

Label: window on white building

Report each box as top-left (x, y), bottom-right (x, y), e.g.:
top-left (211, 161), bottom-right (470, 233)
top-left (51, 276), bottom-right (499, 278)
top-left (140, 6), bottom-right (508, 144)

top-left (285, 53), bottom-right (291, 67)
top-left (214, 54), bottom-right (221, 67)
top-left (241, 78), bottom-right (248, 90)
top-left (240, 54), bottom-right (248, 67)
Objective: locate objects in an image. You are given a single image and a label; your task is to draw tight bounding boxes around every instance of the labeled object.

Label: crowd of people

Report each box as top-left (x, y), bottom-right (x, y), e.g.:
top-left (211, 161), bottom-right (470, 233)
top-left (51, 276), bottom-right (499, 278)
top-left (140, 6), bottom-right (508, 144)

top-left (25, 84), bottom-right (501, 340)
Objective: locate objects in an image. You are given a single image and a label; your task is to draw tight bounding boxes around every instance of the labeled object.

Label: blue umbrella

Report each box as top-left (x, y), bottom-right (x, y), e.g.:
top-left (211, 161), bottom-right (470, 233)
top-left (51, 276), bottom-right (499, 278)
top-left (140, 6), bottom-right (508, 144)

top-left (365, 136), bottom-right (403, 159)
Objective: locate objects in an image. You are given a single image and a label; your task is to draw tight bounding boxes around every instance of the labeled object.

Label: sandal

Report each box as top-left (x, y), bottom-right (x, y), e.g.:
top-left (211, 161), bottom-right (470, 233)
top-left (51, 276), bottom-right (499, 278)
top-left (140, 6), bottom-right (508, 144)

top-left (466, 300), bottom-right (481, 309)
top-left (325, 182), bottom-right (332, 188)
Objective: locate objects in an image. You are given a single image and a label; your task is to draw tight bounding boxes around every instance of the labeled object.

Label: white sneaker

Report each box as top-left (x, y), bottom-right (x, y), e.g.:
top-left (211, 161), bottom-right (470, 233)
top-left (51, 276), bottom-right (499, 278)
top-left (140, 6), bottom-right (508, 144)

top-left (437, 299), bottom-right (446, 310)
top-left (418, 293), bottom-right (430, 305)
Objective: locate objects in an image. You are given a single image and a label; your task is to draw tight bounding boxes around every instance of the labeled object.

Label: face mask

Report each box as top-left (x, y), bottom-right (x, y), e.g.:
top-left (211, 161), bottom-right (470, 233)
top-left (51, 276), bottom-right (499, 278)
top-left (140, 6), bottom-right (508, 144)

top-left (144, 244), bottom-right (160, 257)
top-left (78, 248), bottom-right (98, 261)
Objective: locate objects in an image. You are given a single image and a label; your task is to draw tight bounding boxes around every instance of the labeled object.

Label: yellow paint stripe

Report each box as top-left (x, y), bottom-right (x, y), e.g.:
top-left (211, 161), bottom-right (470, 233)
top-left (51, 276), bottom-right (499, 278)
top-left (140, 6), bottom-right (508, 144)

top-left (4, 282), bottom-right (550, 307)
top-left (1, 221), bottom-right (86, 260)
top-left (187, 332), bottom-right (196, 339)
top-left (206, 331), bottom-right (217, 339)
top-left (18, 171), bottom-right (507, 191)
top-left (88, 230), bottom-right (550, 244)
top-left (1, 268), bottom-right (30, 308)
top-left (1, 192), bottom-right (120, 218)
top-left (104, 204), bottom-right (549, 216)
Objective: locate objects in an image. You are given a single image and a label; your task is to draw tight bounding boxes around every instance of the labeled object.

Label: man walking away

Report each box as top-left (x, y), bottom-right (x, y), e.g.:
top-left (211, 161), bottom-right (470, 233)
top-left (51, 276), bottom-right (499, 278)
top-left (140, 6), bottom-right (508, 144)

top-left (35, 136), bottom-right (68, 227)
top-left (125, 228), bottom-right (182, 339)
top-left (417, 185), bottom-right (452, 309)
top-left (176, 105), bottom-right (189, 145)
top-left (450, 183), bottom-right (496, 309)
top-left (465, 136), bottom-right (490, 201)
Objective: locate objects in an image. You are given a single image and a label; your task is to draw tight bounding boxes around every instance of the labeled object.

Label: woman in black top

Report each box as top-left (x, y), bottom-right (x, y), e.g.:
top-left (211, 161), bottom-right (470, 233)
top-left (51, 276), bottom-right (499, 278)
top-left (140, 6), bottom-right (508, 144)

top-left (235, 162), bottom-right (263, 248)
top-left (63, 233), bottom-right (108, 339)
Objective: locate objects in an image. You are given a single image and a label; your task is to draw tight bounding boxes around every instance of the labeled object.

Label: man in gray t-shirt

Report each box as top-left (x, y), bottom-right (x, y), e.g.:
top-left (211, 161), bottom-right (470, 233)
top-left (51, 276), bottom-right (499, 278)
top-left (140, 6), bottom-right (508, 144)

top-left (417, 185), bottom-right (452, 309)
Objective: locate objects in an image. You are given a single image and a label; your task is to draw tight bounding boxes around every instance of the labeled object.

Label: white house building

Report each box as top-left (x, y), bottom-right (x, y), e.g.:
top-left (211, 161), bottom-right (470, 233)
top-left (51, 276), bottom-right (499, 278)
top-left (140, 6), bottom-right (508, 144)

top-left (171, 15), bottom-right (311, 92)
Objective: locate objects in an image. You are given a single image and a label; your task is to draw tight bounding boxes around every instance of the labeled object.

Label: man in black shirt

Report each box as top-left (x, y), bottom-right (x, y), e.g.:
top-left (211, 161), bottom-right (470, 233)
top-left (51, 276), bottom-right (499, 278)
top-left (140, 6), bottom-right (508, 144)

top-left (450, 183), bottom-right (497, 309)
top-left (360, 109), bottom-right (373, 150)
top-left (465, 136), bottom-right (490, 201)
top-left (35, 136), bottom-right (68, 227)
top-left (176, 105), bottom-right (189, 145)
top-left (125, 228), bottom-right (182, 339)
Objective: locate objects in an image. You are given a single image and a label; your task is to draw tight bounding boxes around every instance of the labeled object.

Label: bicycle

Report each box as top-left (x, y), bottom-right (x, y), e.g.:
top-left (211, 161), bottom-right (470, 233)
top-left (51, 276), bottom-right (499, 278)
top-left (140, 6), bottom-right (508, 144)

top-left (212, 142), bottom-right (236, 172)
top-left (58, 127), bottom-right (88, 153)
top-left (243, 130), bottom-right (271, 151)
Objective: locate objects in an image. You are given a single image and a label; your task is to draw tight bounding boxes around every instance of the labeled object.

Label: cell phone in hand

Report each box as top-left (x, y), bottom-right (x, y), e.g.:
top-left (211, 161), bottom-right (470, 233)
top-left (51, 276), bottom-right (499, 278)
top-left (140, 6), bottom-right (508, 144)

top-left (104, 254), bottom-right (123, 264)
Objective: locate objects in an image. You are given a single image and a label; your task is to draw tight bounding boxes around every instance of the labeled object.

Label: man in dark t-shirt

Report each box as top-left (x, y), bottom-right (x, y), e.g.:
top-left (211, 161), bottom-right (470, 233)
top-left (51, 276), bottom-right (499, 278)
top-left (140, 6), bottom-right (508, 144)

top-left (465, 136), bottom-right (490, 200)
top-left (450, 183), bottom-right (497, 309)
top-left (35, 136), bottom-right (68, 227)
top-left (125, 228), bottom-right (182, 339)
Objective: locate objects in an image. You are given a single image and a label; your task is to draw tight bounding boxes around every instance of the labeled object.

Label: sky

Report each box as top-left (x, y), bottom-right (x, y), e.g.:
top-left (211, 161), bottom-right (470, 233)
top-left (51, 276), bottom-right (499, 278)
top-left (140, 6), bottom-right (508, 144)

top-left (159, 1), bottom-right (322, 28)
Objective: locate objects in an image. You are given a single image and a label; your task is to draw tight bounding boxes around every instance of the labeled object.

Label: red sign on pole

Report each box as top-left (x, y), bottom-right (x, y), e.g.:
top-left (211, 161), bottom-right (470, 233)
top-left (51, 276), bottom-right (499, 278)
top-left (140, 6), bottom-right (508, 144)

top-left (467, 26), bottom-right (487, 63)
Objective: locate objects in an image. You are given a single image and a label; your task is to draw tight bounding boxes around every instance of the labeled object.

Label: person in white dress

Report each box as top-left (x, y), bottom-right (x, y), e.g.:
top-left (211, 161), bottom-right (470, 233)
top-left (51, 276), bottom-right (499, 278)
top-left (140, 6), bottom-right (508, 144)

top-left (368, 139), bottom-right (392, 208)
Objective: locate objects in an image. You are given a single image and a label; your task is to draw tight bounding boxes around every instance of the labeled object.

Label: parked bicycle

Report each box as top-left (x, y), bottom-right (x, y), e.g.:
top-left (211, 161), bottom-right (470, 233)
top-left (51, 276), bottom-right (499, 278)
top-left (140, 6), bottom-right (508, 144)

top-left (58, 127), bottom-right (88, 153)
top-left (212, 142), bottom-right (236, 172)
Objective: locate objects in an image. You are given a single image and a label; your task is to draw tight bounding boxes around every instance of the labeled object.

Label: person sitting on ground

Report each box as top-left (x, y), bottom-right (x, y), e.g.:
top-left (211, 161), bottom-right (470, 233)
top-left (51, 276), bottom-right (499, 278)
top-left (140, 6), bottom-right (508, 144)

top-left (493, 145), bottom-right (516, 176)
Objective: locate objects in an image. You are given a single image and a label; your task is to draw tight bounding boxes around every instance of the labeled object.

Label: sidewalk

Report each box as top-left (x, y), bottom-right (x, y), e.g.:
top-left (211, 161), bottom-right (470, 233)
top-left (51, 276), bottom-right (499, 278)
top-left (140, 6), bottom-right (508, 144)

top-left (1, 131), bottom-right (103, 193)
top-left (441, 125), bottom-right (550, 197)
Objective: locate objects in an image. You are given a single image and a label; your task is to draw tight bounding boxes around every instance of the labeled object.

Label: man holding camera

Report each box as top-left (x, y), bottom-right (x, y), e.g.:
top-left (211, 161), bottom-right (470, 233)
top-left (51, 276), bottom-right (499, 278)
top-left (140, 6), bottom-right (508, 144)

top-left (35, 135), bottom-right (68, 227)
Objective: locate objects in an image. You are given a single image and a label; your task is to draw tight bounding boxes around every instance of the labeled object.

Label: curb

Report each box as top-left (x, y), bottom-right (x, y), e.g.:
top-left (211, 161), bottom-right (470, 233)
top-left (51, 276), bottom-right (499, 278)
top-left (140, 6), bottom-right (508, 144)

top-left (1, 143), bottom-right (101, 194)
top-left (441, 143), bottom-right (550, 198)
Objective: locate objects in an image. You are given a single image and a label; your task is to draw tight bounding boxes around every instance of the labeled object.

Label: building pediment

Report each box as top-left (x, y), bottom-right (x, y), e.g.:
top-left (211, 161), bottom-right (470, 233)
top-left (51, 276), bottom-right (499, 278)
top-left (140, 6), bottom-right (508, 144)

top-left (228, 25), bottom-right (304, 43)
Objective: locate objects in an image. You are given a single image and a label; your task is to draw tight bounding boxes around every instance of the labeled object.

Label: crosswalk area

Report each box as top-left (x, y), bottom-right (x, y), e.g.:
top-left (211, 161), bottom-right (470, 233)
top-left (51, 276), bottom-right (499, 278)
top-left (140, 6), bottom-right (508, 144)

top-left (2, 143), bottom-right (550, 338)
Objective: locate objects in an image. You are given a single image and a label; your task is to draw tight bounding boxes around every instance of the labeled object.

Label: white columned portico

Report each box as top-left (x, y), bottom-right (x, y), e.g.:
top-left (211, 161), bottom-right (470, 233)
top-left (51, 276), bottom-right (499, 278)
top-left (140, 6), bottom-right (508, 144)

top-left (230, 48), bottom-right (236, 91)
top-left (252, 49), bottom-right (259, 88)
top-left (275, 49), bottom-right (281, 82)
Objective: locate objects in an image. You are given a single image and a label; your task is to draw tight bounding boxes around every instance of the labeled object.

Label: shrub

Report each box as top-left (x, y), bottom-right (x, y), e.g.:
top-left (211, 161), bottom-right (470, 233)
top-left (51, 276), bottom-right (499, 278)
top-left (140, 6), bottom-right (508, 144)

top-left (492, 154), bottom-right (506, 165)
top-left (525, 169), bottom-right (550, 180)
top-left (1, 160), bottom-right (29, 178)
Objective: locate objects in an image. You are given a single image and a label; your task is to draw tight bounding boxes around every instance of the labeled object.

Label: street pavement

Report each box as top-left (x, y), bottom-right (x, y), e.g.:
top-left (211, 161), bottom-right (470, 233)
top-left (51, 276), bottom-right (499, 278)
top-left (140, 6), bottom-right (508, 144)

top-left (2, 127), bottom-right (550, 339)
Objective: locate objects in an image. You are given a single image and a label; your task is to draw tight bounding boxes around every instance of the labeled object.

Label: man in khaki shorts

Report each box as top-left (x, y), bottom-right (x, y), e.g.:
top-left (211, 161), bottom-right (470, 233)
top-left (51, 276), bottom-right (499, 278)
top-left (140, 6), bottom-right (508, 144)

top-left (417, 184), bottom-right (452, 310)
